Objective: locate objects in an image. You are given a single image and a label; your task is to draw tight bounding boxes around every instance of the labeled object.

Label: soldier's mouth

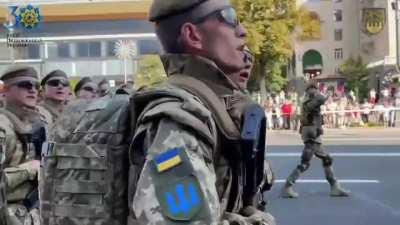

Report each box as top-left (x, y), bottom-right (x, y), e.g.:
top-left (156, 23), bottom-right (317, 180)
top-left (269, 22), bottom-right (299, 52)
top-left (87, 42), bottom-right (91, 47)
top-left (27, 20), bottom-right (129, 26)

top-left (239, 71), bottom-right (249, 81)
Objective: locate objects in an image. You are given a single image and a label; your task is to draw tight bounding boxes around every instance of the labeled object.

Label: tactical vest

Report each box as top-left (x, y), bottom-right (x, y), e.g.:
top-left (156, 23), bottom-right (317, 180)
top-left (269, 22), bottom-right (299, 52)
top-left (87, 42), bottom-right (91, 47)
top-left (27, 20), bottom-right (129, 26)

top-left (39, 94), bottom-right (132, 225)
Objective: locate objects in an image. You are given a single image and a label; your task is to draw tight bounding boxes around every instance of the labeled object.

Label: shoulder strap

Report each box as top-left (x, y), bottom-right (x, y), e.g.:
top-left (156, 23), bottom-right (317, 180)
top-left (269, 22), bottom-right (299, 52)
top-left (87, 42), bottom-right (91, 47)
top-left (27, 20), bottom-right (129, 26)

top-left (167, 75), bottom-right (240, 140)
top-left (0, 109), bottom-right (29, 135)
top-left (0, 109), bottom-right (32, 164)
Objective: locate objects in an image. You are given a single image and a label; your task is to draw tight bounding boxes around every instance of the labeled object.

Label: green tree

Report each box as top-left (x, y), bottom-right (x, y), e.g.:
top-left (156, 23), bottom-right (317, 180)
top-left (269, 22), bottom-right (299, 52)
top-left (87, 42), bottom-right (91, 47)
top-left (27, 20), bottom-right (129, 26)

top-left (135, 55), bottom-right (167, 87)
top-left (339, 56), bottom-right (370, 100)
top-left (232, 0), bottom-right (320, 100)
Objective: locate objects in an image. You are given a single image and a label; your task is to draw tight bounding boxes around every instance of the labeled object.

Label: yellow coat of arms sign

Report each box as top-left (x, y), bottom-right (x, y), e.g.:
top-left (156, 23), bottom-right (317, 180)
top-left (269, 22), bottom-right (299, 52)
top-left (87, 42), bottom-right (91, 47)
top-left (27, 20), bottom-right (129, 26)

top-left (362, 8), bottom-right (386, 35)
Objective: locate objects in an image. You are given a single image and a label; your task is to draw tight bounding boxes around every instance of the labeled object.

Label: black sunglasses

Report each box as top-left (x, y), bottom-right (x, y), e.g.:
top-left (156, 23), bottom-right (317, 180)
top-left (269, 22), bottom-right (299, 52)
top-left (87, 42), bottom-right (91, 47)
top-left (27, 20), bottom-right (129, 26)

top-left (46, 79), bottom-right (70, 87)
top-left (15, 81), bottom-right (40, 90)
top-left (194, 7), bottom-right (239, 28)
top-left (82, 86), bottom-right (97, 93)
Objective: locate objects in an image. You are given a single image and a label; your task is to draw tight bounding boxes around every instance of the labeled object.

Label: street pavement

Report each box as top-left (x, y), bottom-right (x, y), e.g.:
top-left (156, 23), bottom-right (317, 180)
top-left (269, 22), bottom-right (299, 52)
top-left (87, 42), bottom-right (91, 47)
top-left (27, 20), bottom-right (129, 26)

top-left (264, 128), bottom-right (400, 225)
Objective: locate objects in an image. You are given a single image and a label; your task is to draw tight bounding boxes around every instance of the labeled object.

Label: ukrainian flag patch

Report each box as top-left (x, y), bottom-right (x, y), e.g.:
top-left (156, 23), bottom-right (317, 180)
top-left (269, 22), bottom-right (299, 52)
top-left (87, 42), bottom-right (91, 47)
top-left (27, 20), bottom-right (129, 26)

top-left (154, 148), bottom-right (182, 173)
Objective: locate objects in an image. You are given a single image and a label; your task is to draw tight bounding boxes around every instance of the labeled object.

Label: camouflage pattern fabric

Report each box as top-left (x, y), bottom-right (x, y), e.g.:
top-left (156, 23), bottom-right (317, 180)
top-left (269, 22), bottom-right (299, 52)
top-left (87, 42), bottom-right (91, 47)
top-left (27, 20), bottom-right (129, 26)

top-left (0, 104), bottom-right (44, 225)
top-left (38, 99), bottom-right (64, 127)
top-left (128, 54), bottom-right (275, 225)
top-left (1, 128), bottom-right (8, 225)
top-left (40, 94), bottom-right (132, 225)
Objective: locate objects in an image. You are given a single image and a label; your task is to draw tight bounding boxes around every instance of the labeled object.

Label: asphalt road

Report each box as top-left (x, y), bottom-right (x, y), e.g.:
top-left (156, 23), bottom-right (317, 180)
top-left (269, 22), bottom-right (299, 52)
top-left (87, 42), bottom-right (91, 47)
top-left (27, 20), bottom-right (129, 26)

top-left (264, 129), bottom-right (400, 225)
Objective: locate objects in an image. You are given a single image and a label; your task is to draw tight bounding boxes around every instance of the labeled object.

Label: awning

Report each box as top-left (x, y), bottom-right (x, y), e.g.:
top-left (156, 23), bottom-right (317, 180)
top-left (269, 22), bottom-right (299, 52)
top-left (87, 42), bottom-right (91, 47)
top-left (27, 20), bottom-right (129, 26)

top-left (303, 50), bottom-right (323, 70)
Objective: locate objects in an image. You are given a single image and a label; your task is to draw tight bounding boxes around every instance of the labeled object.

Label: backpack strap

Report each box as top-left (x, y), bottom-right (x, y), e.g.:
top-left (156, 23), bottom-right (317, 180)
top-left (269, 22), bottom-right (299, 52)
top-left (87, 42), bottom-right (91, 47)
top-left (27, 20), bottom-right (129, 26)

top-left (167, 75), bottom-right (240, 140)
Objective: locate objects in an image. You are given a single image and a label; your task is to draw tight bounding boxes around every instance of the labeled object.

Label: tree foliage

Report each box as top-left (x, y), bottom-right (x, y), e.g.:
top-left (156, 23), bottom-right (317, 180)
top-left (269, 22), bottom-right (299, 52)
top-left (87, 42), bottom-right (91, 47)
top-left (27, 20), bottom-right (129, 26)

top-left (339, 56), bottom-right (370, 100)
top-left (297, 8), bottom-right (321, 41)
top-left (232, 0), bottom-right (321, 97)
top-left (135, 55), bottom-right (166, 88)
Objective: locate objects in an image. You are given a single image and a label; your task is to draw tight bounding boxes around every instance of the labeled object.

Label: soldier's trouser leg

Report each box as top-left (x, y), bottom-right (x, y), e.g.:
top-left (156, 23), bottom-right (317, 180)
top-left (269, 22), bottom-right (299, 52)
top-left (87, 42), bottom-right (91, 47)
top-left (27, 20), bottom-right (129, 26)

top-left (286, 142), bottom-right (313, 186)
top-left (314, 144), bottom-right (350, 197)
top-left (282, 142), bottom-right (313, 198)
top-left (314, 144), bottom-right (337, 185)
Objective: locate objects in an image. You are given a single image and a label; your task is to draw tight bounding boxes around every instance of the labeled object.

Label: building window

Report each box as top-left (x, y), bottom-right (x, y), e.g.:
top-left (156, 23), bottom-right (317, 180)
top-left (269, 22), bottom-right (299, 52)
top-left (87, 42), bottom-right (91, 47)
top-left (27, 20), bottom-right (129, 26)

top-left (57, 43), bottom-right (70, 58)
top-left (89, 42), bottom-right (101, 57)
top-left (77, 42), bottom-right (101, 57)
top-left (334, 29), bottom-right (342, 41)
top-left (334, 48), bottom-right (343, 60)
top-left (27, 45), bottom-right (40, 59)
top-left (334, 9), bottom-right (342, 22)
top-left (107, 41), bottom-right (116, 57)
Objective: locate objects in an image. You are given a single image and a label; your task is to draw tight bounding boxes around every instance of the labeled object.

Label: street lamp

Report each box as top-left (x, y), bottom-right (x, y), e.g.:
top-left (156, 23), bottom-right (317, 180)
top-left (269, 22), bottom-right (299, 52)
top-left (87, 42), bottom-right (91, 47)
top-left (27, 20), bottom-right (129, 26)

top-left (393, 0), bottom-right (400, 72)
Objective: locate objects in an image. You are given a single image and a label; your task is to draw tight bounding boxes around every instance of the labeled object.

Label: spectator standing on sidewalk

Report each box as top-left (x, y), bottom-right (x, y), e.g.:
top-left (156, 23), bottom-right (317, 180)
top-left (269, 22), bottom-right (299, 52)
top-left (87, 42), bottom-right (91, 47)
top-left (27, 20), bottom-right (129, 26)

top-left (281, 99), bottom-right (293, 130)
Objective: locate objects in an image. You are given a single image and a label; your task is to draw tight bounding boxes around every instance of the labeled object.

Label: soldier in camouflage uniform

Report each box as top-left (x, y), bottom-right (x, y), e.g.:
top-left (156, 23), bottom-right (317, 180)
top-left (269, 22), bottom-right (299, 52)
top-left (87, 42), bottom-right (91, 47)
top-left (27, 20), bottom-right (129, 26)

top-left (74, 77), bottom-right (98, 100)
top-left (0, 67), bottom-right (45, 225)
top-left (39, 70), bottom-right (70, 126)
top-left (281, 81), bottom-right (350, 198)
top-left (128, 0), bottom-right (275, 224)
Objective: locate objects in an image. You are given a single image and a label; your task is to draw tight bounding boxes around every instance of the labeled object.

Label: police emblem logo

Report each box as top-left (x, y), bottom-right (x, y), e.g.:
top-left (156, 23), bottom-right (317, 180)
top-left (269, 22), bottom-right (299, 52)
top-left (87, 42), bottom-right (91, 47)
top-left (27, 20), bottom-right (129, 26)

top-left (18, 4), bottom-right (42, 29)
top-left (3, 4), bottom-right (41, 31)
top-left (362, 8), bottom-right (386, 35)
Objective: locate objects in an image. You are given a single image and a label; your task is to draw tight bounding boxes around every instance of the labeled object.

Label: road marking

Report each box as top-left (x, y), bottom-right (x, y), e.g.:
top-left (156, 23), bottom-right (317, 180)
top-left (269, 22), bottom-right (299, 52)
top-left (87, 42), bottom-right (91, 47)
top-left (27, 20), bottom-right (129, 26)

top-left (275, 179), bottom-right (380, 184)
top-left (268, 153), bottom-right (400, 157)
top-left (323, 137), bottom-right (400, 141)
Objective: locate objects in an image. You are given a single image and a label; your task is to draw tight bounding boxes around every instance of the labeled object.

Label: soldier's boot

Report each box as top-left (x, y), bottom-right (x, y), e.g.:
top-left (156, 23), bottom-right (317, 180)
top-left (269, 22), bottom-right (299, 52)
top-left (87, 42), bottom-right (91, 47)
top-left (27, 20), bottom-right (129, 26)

top-left (281, 183), bottom-right (299, 198)
top-left (330, 182), bottom-right (350, 197)
top-left (324, 166), bottom-right (350, 197)
top-left (281, 168), bottom-right (301, 198)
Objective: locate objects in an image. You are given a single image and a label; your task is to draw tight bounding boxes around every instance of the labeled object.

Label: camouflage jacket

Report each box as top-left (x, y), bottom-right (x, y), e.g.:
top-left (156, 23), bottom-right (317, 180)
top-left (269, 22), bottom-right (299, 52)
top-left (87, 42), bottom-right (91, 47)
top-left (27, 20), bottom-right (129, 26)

top-left (129, 54), bottom-right (274, 225)
top-left (0, 103), bottom-right (44, 203)
top-left (39, 98), bottom-right (64, 127)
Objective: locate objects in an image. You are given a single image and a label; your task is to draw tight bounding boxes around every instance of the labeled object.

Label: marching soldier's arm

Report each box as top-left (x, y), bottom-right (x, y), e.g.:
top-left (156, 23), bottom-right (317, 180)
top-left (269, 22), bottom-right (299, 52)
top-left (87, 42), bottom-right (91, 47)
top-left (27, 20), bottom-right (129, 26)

top-left (130, 98), bottom-right (223, 224)
top-left (305, 91), bottom-right (327, 110)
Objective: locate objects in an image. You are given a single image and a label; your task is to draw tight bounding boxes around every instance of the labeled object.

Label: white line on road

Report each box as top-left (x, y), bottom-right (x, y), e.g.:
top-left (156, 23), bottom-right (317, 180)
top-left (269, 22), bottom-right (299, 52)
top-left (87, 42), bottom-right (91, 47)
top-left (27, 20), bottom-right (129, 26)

top-left (268, 153), bottom-right (400, 157)
top-left (323, 137), bottom-right (400, 141)
top-left (275, 179), bottom-right (380, 184)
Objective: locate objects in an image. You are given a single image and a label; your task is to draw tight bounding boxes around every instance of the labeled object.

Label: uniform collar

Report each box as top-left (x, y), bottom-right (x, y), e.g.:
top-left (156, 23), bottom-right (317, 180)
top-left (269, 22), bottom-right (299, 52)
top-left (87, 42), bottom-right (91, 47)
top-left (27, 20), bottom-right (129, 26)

top-left (42, 98), bottom-right (63, 118)
top-left (161, 54), bottom-right (241, 96)
top-left (4, 101), bottom-right (40, 123)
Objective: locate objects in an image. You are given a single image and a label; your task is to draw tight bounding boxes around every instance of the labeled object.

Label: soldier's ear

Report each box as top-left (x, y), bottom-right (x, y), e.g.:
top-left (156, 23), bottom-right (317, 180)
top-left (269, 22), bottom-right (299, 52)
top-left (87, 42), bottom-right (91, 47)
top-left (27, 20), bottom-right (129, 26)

top-left (180, 22), bottom-right (203, 52)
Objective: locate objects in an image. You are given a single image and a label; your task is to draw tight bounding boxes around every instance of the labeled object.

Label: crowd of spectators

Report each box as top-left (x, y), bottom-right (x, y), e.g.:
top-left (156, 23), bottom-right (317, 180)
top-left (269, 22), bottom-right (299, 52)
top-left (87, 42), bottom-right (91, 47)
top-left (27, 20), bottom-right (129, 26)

top-left (264, 88), bottom-right (400, 130)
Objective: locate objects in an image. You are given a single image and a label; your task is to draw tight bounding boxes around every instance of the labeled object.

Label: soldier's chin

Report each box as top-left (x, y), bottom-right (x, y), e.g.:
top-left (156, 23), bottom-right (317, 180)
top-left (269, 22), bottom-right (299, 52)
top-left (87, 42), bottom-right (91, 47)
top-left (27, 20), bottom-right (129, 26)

top-left (23, 101), bottom-right (37, 108)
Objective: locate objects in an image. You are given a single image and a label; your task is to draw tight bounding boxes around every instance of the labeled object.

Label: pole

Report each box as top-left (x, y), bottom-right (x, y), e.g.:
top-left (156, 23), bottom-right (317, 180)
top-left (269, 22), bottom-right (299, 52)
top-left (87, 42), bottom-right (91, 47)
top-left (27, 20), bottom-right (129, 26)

top-left (124, 58), bottom-right (127, 84)
top-left (396, 0), bottom-right (400, 72)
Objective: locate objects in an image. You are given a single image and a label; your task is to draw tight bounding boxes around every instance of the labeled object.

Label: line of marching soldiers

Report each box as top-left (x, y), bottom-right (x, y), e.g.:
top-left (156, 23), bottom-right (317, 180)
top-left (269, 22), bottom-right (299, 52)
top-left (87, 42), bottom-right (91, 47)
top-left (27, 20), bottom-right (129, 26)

top-left (0, 67), bottom-right (136, 225)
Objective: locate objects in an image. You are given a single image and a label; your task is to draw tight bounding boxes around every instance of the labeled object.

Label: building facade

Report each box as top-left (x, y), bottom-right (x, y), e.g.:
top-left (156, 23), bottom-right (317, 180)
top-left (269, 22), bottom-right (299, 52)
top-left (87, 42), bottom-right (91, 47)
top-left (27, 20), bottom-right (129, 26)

top-left (291, 0), bottom-right (398, 94)
top-left (0, 0), bottom-right (159, 84)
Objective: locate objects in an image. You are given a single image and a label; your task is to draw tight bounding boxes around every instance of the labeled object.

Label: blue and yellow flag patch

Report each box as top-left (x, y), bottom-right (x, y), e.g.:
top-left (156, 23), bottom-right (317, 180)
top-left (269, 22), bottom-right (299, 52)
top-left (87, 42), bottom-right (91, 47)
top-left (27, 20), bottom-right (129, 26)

top-left (154, 148), bottom-right (182, 173)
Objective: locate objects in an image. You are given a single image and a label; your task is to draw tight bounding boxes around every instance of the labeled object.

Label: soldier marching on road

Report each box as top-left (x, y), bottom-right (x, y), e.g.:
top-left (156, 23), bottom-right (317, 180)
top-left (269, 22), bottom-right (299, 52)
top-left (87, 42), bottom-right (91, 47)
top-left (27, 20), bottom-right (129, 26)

top-left (281, 80), bottom-right (350, 198)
